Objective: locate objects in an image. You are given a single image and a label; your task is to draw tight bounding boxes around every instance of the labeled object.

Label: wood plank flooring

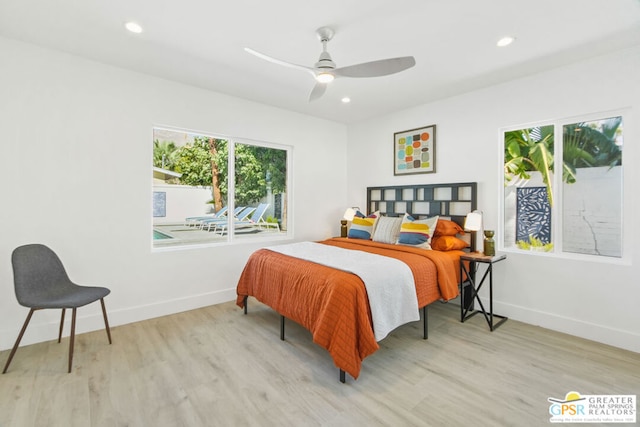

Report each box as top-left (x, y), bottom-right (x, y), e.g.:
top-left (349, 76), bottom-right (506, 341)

top-left (1, 300), bottom-right (638, 426)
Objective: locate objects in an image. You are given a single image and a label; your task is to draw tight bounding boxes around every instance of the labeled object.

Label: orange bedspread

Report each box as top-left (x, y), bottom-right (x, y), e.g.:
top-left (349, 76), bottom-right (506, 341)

top-left (235, 237), bottom-right (464, 379)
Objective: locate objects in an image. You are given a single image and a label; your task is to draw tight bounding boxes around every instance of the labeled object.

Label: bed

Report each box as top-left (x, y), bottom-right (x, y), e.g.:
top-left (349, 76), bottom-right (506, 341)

top-left (236, 182), bottom-right (477, 382)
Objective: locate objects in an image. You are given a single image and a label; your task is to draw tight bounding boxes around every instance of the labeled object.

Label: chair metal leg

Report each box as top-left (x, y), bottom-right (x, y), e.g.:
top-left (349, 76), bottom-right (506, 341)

top-left (3, 308), bottom-right (36, 374)
top-left (100, 298), bottom-right (112, 344)
top-left (68, 308), bottom-right (77, 373)
top-left (7, 299), bottom-right (110, 374)
top-left (58, 309), bottom-right (66, 343)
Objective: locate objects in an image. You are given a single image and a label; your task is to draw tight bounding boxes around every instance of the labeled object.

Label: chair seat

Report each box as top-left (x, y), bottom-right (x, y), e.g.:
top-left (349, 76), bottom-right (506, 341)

top-left (20, 285), bottom-right (110, 309)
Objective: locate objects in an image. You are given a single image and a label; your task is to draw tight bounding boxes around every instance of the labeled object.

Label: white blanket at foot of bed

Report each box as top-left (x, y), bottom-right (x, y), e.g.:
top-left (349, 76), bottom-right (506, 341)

top-left (266, 241), bottom-right (419, 341)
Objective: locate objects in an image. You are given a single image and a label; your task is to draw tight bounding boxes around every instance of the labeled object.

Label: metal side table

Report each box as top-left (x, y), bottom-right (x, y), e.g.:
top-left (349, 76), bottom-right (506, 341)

top-left (460, 252), bottom-right (508, 331)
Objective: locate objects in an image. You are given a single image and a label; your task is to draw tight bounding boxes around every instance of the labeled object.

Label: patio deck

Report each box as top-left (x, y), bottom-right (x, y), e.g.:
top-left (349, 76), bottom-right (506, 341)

top-left (153, 223), bottom-right (282, 247)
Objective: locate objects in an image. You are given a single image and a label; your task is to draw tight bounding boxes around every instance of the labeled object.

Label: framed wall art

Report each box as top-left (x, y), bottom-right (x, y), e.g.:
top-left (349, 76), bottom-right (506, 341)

top-left (394, 124), bottom-right (436, 175)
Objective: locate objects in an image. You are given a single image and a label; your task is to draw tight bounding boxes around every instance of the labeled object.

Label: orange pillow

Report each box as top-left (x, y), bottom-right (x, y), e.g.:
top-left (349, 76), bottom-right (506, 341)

top-left (431, 236), bottom-right (469, 251)
top-left (434, 219), bottom-right (465, 237)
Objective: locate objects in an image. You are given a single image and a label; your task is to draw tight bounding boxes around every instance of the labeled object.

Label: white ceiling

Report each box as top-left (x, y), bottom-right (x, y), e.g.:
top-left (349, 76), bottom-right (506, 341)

top-left (1, 0), bottom-right (639, 124)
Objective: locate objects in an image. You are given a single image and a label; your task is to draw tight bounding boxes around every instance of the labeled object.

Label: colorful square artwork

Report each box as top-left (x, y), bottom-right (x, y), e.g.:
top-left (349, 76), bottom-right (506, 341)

top-left (394, 125), bottom-right (436, 175)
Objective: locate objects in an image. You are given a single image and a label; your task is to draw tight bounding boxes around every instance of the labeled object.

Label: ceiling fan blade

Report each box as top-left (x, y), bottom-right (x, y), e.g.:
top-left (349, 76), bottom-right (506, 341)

top-left (244, 48), bottom-right (317, 78)
top-left (334, 56), bottom-right (416, 78)
top-left (309, 83), bottom-right (327, 102)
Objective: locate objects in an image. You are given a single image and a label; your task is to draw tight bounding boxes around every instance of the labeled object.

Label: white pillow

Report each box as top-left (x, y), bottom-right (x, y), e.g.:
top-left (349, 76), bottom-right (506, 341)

top-left (372, 216), bottom-right (402, 244)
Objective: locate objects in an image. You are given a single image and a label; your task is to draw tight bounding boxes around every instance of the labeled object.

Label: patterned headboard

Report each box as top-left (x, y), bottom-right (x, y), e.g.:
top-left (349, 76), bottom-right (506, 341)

top-left (367, 182), bottom-right (478, 250)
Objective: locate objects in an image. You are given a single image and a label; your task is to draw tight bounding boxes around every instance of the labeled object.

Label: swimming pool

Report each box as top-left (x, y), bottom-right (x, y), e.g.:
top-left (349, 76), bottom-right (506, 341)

top-left (153, 229), bottom-right (173, 240)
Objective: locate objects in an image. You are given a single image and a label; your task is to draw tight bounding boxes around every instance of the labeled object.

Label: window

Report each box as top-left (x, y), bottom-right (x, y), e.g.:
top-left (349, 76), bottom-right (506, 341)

top-left (152, 128), bottom-right (290, 248)
top-left (502, 112), bottom-right (623, 258)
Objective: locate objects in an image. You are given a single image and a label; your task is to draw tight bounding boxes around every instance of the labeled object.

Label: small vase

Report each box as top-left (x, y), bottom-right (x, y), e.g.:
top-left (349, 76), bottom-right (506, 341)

top-left (340, 220), bottom-right (348, 238)
top-left (484, 230), bottom-right (495, 256)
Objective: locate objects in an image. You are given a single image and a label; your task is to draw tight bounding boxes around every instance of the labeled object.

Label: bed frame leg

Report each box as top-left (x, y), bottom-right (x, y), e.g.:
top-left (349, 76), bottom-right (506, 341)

top-left (423, 306), bottom-right (428, 340)
top-left (243, 296), bottom-right (248, 314)
top-left (280, 315), bottom-right (285, 341)
top-left (339, 369), bottom-right (345, 383)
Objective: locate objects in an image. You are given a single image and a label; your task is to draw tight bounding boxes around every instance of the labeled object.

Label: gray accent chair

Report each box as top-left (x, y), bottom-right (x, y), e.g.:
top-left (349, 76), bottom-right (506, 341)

top-left (3, 244), bottom-right (112, 373)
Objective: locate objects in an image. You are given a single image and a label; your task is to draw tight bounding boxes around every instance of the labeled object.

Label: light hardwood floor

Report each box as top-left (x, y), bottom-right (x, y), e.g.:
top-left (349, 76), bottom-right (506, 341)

top-left (1, 300), bottom-right (638, 426)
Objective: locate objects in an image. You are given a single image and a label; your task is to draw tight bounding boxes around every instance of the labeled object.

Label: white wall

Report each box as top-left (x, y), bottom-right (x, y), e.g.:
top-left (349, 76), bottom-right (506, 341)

top-left (562, 166), bottom-right (623, 257)
top-left (152, 184), bottom-right (212, 224)
top-left (347, 46), bottom-right (640, 352)
top-left (2, 34), bottom-right (638, 355)
top-left (0, 37), bottom-right (348, 349)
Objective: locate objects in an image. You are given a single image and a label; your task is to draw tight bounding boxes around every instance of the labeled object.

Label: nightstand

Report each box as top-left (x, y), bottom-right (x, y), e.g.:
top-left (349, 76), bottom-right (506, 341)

top-left (459, 252), bottom-right (507, 331)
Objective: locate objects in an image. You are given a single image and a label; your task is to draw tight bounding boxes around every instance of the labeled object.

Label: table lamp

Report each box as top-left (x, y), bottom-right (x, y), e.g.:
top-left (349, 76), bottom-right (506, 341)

top-left (341, 207), bottom-right (358, 237)
top-left (464, 211), bottom-right (483, 253)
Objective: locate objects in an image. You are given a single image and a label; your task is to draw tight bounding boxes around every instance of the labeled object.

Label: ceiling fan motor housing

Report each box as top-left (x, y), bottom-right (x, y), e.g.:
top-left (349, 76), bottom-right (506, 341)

top-left (315, 51), bottom-right (336, 70)
top-left (315, 27), bottom-right (337, 69)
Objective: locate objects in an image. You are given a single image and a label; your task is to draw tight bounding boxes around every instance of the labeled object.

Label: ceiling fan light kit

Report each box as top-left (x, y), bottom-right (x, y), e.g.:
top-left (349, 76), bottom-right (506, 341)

top-left (316, 73), bottom-right (335, 83)
top-left (245, 26), bottom-right (416, 102)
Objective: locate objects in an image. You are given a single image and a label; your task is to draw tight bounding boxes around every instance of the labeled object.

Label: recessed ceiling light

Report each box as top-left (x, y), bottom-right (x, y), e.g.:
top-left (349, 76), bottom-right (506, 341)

top-left (341, 97), bottom-right (351, 104)
top-left (125, 22), bottom-right (143, 34)
top-left (497, 36), bottom-right (515, 47)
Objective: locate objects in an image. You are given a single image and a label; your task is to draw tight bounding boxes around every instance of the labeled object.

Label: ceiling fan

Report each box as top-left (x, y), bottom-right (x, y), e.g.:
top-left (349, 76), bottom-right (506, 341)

top-left (245, 26), bottom-right (416, 102)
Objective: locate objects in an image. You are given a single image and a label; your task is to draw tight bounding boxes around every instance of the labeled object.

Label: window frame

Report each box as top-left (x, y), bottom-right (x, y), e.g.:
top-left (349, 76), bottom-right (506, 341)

top-left (499, 108), bottom-right (628, 265)
top-left (152, 126), bottom-right (293, 251)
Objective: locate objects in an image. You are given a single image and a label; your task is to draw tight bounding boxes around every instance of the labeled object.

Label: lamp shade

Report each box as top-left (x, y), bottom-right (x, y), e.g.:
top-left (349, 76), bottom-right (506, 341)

top-left (464, 211), bottom-right (483, 232)
top-left (343, 207), bottom-right (358, 221)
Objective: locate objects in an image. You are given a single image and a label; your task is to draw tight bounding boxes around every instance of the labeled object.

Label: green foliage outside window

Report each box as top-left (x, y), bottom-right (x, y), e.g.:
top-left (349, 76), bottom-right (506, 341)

top-left (171, 137), bottom-right (215, 187)
top-left (504, 125), bottom-right (555, 205)
top-left (153, 135), bottom-right (287, 209)
top-left (153, 140), bottom-right (178, 170)
top-left (504, 118), bottom-right (622, 207)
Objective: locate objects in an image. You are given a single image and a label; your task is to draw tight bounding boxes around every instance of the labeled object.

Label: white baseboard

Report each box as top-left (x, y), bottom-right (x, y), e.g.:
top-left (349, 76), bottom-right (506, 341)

top-left (0, 288), bottom-right (237, 351)
top-left (486, 298), bottom-right (640, 354)
top-left (109, 288), bottom-right (238, 327)
top-left (3, 291), bottom-right (637, 357)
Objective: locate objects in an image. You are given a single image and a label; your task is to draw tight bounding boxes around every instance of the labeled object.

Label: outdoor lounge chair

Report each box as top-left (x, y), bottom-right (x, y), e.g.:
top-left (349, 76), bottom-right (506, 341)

top-left (201, 206), bottom-right (255, 232)
top-left (185, 206), bottom-right (228, 227)
top-left (189, 206), bottom-right (244, 229)
top-left (215, 203), bottom-right (279, 235)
